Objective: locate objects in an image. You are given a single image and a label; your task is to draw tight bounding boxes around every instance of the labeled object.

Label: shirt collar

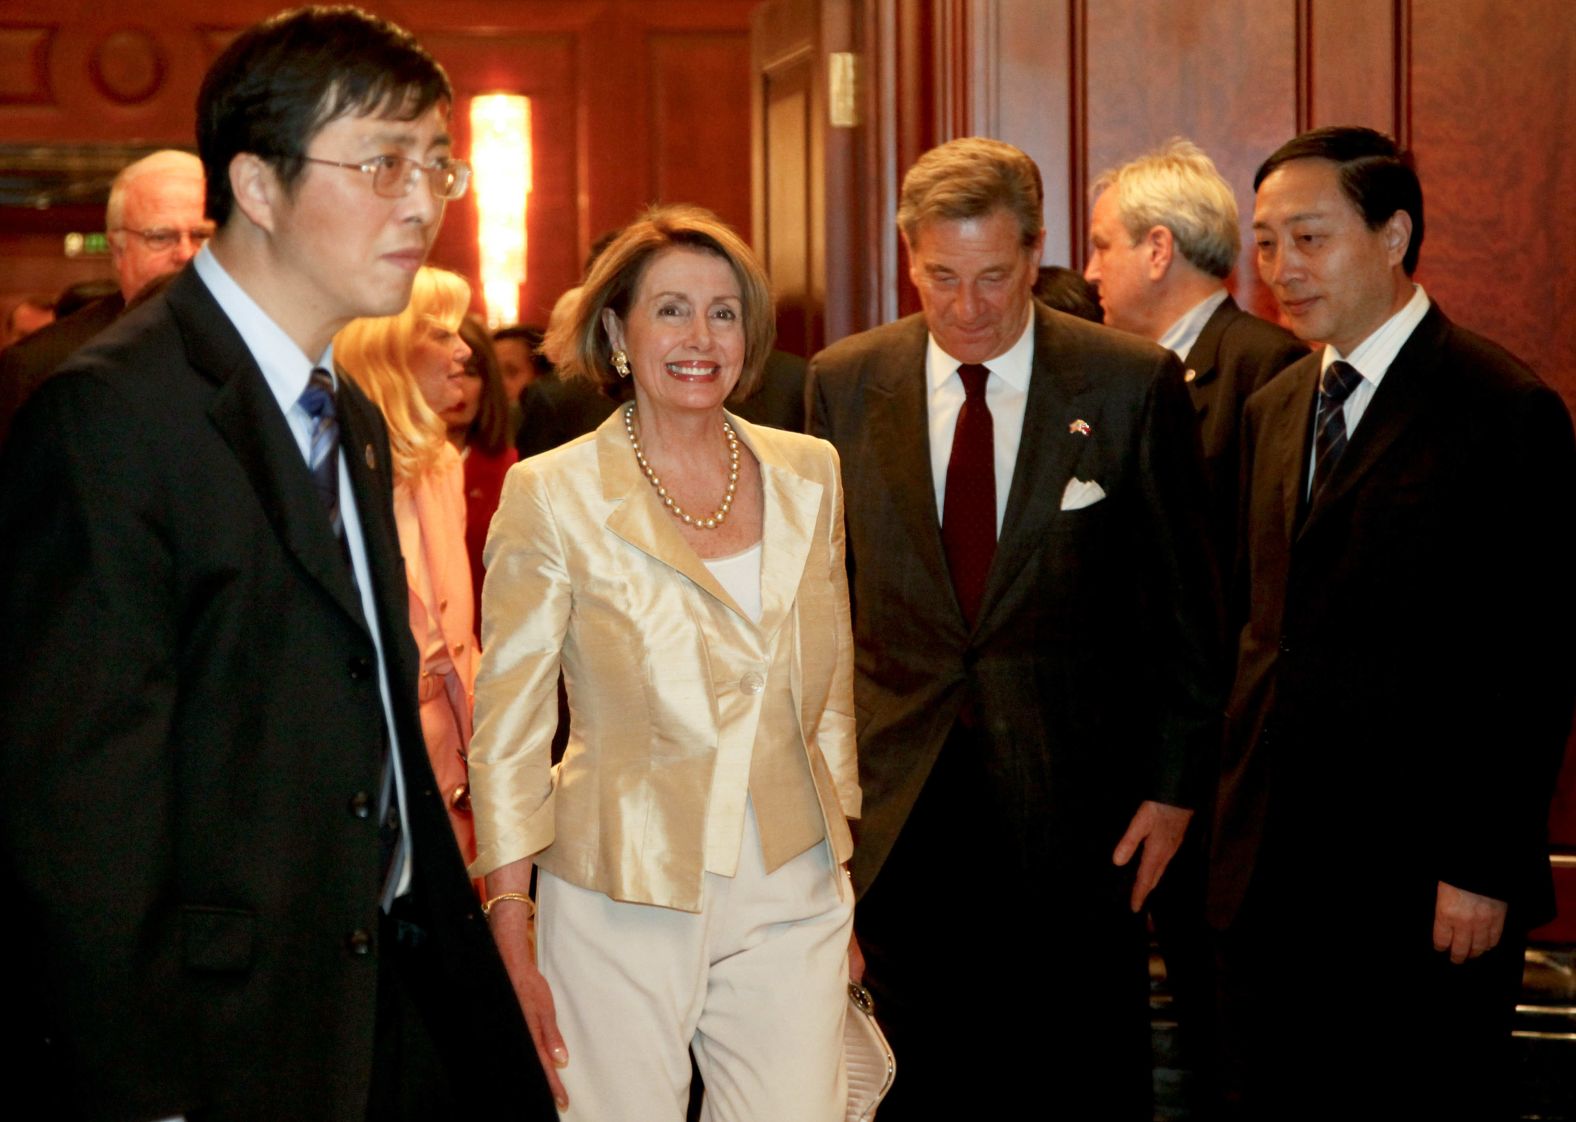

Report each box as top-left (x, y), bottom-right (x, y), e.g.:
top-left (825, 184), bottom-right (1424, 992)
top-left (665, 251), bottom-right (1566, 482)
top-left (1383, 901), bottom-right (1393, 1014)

top-left (1319, 282), bottom-right (1431, 388)
top-left (193, 246), bottom-right (336, 412)
top-left (1157, 288), bottom-right (1229, 361)
top-left (925, 303), bottom-right (1036, 393)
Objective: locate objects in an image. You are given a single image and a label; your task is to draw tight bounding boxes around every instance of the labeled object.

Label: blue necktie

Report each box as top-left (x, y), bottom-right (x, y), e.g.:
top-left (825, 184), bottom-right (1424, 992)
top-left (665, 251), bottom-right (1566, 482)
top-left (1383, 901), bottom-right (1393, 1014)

top-left (299, 367), bottom-right (343, 542)
top-left (1311, 360), bottom-right (1364, 499)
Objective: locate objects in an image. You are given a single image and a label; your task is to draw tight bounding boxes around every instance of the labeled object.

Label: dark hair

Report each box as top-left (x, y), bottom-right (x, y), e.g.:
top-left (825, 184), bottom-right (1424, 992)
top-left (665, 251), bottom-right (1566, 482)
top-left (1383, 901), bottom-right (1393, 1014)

top-left (546, 204), bottom-right (775, 400)
top-left (492, 324), bottom-right (537, 344)
top-left (494, 324), bottom-right (554, 380)
top-left (1254, 126), bottom-right (1424, 275)
top-left (459, 317), bottom-right (514, 456)
top-left (1034, 266), bottom-right (1103, 324)
top-left (197, 5), bottom-right (451, 227)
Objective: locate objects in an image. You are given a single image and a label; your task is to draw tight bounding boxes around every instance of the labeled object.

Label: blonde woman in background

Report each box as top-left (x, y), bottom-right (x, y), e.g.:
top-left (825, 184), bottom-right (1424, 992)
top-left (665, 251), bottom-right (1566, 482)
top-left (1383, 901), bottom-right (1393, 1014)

top-left (336, 265), bottom-right (480, 867)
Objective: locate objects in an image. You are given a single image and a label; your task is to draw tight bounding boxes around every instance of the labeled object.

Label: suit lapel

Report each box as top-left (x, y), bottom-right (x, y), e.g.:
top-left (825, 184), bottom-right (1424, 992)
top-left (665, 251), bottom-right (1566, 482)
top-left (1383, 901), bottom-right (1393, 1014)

top-left (171, 269), bottom-right (369, 633)
top-left (1182, 296), bottom-right (1236, 416)
top-left (866, 321), bottom-right (957, 614)
top-left (977, 307), bottom-right (1097, 634)
top-left (337, 380), bottom-right (400, 631)
top-left (1256, 359), bottom-right (1319, 545)
top-left (1299, 305), bottom-right (1444, 540)
top-left (744, 420), bottom-right (822, 639)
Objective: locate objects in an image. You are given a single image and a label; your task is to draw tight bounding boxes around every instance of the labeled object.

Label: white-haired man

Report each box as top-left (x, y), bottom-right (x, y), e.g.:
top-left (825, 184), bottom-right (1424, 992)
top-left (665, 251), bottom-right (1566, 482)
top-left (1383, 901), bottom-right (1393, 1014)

top-left (0, 150), bottom-right (209, 446)
top-left (1086, 138), bottom-right (1304, 558)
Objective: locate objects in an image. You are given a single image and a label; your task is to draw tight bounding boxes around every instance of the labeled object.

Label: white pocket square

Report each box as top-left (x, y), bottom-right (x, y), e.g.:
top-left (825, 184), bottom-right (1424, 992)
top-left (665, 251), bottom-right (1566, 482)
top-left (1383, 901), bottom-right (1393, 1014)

top-left (1060, 478), bottom-right (1106, 511)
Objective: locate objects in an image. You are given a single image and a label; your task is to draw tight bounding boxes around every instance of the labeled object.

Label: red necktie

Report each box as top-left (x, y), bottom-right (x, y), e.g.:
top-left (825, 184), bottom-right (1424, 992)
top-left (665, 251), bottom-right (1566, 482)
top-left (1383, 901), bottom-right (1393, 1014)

top-left (942, 363), bottom-right (996, 627)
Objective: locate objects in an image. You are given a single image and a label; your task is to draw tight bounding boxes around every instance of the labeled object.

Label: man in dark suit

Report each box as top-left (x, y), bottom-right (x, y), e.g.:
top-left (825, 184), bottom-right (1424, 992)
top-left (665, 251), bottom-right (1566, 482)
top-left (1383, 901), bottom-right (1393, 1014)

top-left (808, 137), bottom-right (1222, 1118)
top-left (1209, 126), bottom-right (1576, 1120)
top-left (0, 9), bottom-right (549, 1121)
top-left (1084, 137), bottom-right (1305, 1107)
top-left (0, 150), bottom-right (209, 449)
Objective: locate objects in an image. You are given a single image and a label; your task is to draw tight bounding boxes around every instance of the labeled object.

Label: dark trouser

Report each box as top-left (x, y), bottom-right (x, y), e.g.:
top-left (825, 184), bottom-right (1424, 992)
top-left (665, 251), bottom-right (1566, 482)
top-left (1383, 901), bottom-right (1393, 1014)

top-left (1149, 811), bottom-right (1223, 1114)
top-left (366, 895), bottom-right (461, 1122)
top-left (856, 721), bottom-right (1153, 1120)
top-left (1216, 867), bottom-right (1526, 1122)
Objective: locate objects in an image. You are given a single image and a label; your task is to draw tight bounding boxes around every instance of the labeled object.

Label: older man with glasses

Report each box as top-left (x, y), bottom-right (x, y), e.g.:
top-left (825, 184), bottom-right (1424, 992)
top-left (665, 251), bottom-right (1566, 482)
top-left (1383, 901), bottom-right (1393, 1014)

top-left (0, 149), bottom-right (209, 446)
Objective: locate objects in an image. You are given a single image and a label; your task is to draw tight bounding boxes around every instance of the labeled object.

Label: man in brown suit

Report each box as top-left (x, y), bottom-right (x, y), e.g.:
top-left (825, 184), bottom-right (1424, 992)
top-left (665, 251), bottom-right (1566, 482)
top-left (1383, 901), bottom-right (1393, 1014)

top-left (809, 137), bottom-right (1222, 1119)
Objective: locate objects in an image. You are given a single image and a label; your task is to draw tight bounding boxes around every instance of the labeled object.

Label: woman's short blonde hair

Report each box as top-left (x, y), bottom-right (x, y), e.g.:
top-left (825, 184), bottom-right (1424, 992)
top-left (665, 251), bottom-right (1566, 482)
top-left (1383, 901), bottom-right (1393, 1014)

top-left (545, 204), bottom-right (775, 400)
top-left (335, 265), bottom-right (471, 483)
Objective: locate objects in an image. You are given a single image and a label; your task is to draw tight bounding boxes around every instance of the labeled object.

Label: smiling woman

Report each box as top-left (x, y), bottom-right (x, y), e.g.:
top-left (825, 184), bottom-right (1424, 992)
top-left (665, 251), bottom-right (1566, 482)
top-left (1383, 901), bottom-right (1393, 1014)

top-left (336, 266), bottom-right (483, 868)
top-left (470, 205), bottom-right (862, 1120)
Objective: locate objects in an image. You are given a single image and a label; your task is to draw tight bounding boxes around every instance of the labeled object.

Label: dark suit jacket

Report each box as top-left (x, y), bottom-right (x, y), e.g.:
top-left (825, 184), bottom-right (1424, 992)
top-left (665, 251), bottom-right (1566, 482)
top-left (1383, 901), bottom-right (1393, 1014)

top-left (1209, 303), bottom-right (1576, 931)
top-left (0, 292), bottom-right (124, 450)
top-left (733, 348), bottom-right (807, 432)
top-left (1181, 295), bottom-right (1305, 563)
top-left (808, 304), bottom-right (1223, 895)
top-left (0, 268), bottom-right (543, 1121)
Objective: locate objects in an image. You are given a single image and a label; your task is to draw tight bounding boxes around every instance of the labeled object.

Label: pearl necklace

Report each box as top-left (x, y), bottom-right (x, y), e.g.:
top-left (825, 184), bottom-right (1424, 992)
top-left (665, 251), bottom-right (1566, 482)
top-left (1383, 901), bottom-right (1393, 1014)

top-left (623, 403), bottom-right (739, 530)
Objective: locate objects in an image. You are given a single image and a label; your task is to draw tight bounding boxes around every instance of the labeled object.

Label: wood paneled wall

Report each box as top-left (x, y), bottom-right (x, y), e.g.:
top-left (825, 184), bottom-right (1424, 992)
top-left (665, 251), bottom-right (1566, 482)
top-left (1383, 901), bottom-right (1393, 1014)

top-left (0, 0), bottom-right (760, 328)
top-left (926, 0), bottom-right (1575, 415)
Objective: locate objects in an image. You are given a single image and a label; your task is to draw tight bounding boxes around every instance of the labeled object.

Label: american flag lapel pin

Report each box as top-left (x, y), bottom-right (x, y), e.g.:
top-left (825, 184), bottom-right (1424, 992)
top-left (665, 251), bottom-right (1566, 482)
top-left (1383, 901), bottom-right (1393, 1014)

top-left (1069, 419), bottom-right (1092, 436)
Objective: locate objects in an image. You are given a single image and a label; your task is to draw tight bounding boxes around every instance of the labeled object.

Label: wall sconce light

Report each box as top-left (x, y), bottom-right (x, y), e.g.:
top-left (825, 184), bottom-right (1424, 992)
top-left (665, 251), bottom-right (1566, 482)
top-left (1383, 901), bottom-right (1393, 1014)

top-left (469, 93), bottom-right (532, 330)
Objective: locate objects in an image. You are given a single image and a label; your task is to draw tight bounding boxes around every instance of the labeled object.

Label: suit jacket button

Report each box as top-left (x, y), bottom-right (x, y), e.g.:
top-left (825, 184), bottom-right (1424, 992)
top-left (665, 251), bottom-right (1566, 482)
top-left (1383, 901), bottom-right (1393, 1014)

top-left (348, 656), bottom-right (372, 680)
top-left (346, 928), bottom-right (373, 955)
top-left (1278, 637), bottom-right (1293, 654)
top-left (348, 791), bottom-right (372, 818)
top-left (740, 671), bottom-right (765, 695)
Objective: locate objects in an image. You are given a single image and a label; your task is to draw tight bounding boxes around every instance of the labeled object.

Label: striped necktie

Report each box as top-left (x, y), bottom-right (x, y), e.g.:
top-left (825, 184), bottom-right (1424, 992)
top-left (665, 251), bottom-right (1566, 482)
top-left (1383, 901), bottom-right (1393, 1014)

top-left (299, 367), bottom-right (343, 541)
top-left (1311, 359), bottom-right (1364, 499)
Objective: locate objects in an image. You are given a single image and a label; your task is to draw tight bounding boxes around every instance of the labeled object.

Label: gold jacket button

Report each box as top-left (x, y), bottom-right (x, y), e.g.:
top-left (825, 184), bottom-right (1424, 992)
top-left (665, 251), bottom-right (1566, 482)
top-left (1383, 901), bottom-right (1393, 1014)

top-left (740, 671), bottom-right (765, 695)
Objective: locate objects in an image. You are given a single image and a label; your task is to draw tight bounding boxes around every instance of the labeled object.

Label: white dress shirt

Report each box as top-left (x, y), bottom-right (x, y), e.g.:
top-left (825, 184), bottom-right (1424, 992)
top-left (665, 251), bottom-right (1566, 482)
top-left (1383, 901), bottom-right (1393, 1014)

top-left (1307, 283), bottom-right (1432, 493)
top-left (925, 307), bottom-right (1036, 535)
top-left (1157, 288), bottom-right (1230, 363)
top-left (193, 247), bottom-right (413, 896)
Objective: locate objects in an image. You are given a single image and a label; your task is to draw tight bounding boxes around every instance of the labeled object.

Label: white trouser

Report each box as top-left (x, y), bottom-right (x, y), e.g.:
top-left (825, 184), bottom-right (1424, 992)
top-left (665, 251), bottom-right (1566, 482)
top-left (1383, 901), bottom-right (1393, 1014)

top-left (538, 805), bottom-right (852, 1122)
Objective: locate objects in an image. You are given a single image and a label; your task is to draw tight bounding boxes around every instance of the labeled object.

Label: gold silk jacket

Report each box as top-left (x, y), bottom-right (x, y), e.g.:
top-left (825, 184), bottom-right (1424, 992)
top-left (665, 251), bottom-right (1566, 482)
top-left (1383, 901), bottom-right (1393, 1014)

top-left (467, 410), bottom-right (859, 912)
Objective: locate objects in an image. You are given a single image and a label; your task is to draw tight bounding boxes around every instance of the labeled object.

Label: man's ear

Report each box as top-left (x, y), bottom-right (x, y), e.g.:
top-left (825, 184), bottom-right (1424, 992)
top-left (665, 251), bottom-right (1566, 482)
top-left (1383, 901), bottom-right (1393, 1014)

top-left (228, 153), bottom-right (280, 234)
top-left (1382, 210), bottom-right (1412, 268)
top-left (1145, 225), bottom-right (1175, 280)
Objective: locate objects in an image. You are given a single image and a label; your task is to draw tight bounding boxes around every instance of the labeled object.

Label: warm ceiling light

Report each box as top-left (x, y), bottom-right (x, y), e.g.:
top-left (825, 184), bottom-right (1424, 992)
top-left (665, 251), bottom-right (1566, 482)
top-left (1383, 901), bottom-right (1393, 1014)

top-left (469, 93), bottom-right (532, 330)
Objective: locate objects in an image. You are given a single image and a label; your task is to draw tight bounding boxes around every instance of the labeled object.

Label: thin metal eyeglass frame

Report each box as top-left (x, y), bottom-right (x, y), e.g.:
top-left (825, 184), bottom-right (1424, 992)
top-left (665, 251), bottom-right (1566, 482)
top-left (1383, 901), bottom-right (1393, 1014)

top-left (298, 154), bottom-right (472, 200)
top-left (110, 227), bottom-right (216, 251)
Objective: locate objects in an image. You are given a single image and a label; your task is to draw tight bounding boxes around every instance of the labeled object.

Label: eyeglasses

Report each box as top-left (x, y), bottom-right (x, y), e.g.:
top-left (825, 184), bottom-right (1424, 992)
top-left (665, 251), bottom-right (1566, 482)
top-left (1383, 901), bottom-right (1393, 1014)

top-left (111, 226), bottom-right (215, 252)
top-left (299, 154), bottom-right (472, 201)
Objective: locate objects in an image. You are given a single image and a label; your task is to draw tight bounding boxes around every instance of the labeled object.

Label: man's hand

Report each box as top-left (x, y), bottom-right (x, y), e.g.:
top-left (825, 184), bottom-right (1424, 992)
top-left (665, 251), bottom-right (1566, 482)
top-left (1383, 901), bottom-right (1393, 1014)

top-left (1111, 801), bottom-right (1193, 912)
top-left (1433, 881), bottom-right (1507, 964)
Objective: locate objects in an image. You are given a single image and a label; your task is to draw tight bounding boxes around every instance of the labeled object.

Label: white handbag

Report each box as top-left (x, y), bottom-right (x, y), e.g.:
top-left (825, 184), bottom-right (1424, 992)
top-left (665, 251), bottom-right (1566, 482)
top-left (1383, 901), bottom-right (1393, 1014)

top-left (844, 982), bottom-right (896, 1122)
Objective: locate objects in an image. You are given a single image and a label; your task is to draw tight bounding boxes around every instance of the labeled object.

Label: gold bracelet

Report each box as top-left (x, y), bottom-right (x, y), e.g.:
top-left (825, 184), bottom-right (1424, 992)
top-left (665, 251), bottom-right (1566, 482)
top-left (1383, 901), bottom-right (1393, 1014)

top-left (482, 892), bottom-right (536, 918)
